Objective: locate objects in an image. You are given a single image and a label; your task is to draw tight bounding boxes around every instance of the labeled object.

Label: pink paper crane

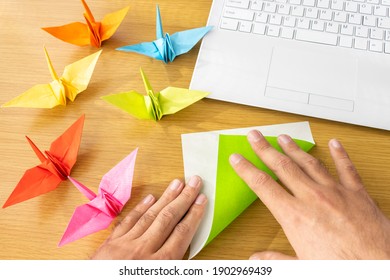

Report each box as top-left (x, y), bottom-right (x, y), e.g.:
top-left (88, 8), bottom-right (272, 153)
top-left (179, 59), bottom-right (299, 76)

top-left (59, 148), bottom-right (138, 246)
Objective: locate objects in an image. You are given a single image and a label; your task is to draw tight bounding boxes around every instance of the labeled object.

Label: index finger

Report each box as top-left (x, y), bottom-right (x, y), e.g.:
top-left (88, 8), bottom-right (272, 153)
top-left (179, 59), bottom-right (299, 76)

top-left (247, 130), bottom-right (314, 195)
top-left (229, 153), bottom-right (293, 222)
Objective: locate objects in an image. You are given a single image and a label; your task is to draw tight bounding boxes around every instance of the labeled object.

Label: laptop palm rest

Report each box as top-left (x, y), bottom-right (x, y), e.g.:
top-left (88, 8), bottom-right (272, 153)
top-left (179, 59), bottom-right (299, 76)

top-left (265, 46), bottom-right (357, 112)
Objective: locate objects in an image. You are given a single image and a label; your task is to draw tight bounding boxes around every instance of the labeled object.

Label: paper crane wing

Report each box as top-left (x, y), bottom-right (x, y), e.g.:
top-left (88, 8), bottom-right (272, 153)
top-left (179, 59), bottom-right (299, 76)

top-left (101, 90), bottom-right (151, 120)
top-left (42, 22), bottom-right (90, 46)
top-left (59, 149), bottom-right (138, 246)
top-left (47, 114), bottom-right (85, 175)
top-left (2, 115), bottom-right (85, 208)
top-left (1, 84), bottom-right (60, 108)
top-left (100, 6), bottom-right (130, 41)
top-left (61, 50), bottom-right (102, 101)
top-left (159, 87), bottom-right (209, 116)
top-left (58, 201), bottom-right (113, 246)
top-left (2, 166), bottom-right (62, 208)
top-left (98, 148), bottom-right (138, 205)
top-left (116, 41), bottom-right (163, 60)
top-left (170, 26), bottom-right (213, 56)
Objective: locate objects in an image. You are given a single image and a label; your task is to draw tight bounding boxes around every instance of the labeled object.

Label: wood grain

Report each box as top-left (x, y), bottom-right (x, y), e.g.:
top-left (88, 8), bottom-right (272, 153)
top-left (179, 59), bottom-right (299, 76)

top-left (0, 0), bottom-right (389, 260)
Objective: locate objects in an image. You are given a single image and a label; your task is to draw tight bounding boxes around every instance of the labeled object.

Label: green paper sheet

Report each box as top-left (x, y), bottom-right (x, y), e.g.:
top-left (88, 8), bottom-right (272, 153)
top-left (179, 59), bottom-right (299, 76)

top-left (206, 135), bottom-right (315, 246)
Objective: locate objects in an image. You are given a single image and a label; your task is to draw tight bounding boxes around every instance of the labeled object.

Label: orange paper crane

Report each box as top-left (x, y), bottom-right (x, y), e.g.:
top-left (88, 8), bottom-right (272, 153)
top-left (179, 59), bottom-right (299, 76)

top-left (2, 115), bottom-right (85, 208)
top-left (42, 0), bottom-right (129, 47)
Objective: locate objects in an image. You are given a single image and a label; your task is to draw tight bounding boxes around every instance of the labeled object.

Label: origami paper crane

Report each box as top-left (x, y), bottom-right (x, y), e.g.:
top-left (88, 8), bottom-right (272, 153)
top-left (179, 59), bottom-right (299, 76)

top-left (42, 0), bottom-right (129, 47)
top-left (1, 48), bottom-right (101, 108)
top-left (2, 115), bottom-right (85, 208)
top-left (59, 148), bottom-right (138, 246)
top-left (116, 5), bottom-right (212, 63)
top-left (182, 122), bottom-right (316, 259)
top-left (101, 68), bottom-right (209, 120)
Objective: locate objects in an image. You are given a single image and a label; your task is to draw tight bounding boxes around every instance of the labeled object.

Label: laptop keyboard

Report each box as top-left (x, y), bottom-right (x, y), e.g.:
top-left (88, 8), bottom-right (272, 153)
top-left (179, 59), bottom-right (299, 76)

top-left (220, 0), bottom-right (390, 53)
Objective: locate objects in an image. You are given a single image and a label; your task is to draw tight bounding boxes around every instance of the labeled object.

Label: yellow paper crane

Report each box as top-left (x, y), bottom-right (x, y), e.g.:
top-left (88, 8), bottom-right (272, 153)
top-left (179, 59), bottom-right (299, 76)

top-left (42, 0), bottom-right (129, 47)
top-left (102, 68), bottom-right (210, 121)
top-left (2, 47), bottom-right (102, 108)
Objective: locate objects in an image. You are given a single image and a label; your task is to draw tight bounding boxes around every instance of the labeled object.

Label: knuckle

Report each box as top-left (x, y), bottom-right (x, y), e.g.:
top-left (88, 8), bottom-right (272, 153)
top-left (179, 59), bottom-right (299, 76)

top-left (140, 210), bottom-right (157, 225)
top-left (174, 222), bottom-right (191, 235)
top-left (250, 171), bottom-right (272, 187)
top-left (160, 205), bottom-right (178, 222)
top-left (275, 156), bottom-right (294, 171)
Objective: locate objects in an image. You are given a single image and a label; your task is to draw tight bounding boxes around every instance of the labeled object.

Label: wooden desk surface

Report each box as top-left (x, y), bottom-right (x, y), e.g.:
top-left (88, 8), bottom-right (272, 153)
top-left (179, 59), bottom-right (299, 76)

top-left (0, 0), bottom-right (389, 260)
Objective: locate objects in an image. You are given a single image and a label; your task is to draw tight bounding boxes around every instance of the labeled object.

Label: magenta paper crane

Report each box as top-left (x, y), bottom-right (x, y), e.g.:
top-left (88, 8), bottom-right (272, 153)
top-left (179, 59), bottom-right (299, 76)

top-left (59, 148), bottom-right (138, 246)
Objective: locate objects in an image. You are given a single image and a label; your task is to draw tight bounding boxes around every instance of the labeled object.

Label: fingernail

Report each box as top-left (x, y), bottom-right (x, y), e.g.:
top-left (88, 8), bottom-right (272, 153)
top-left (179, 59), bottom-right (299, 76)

top-left (247, 130), bottom-right (262, 142)
top-left (330, 139), bottom-right (342, 149)
top-left (249, 255), bottom-right (260, 260)
top-left (229, 153), bottom-right (243, 165)
top-left (188, 175), bottom-right (200, 188)
top-left (169, 179), bottom-right (182, 191)
top-left (195, 193), bottom-right (207, 205)
top-left (143, 194), bottom-right (154, 204)
top-left (278, 134), bottom-right (292, 144)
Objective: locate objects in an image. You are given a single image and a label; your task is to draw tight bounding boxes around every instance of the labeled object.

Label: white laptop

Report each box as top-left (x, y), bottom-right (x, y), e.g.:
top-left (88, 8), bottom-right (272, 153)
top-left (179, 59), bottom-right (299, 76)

top-left (190, 0), bottom-right (390, 130)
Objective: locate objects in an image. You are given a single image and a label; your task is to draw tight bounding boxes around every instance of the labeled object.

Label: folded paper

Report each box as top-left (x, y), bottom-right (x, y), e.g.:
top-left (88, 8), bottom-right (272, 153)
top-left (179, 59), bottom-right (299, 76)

top-left (2, 115), bottom-right (85, 208)
top-left (2, 48), bottom-right (101, 108)
top-left (102, 68), bottom-right (209, 120)
top-left (59, 148), bottom-right (138, 246)
top-left (117, 4), bottom-right (212, 63)
top-left (181, 122), bottom-right (315, 259)
top-left (42, 0), bottom-right (129, 47)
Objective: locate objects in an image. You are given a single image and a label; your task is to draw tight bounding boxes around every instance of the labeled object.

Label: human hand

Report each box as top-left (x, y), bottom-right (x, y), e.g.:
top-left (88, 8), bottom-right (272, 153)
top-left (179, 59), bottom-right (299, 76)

top-left (230, 130), bottom-right (390, 260)
top-left (91, 176), bottom-right (207, 259)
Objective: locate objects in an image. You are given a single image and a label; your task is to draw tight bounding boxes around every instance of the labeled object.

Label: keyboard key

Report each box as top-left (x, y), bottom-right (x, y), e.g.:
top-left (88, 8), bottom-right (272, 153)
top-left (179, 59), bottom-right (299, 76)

top-left (334, 11), bottom-right (347, 22)
top-left (331, 0), bottom-right (344, 11)
top-left (302, 0), bottom-right (316, 6)
top-left (278, 4), bottom-right (291, 15)
top-left (339, 36), bottom-right (353, 47)
top-left (283, 16), bottom-right (296, 27)
top-left (369, 40), bottom-right (383, 52)
top-left (270, 14), bottom-right (283, 25)
top-left (363, 15), bottom-right (377, 26)
top-left (226, 0), bottom-right (250, 9)
top-left (349, 14), bottom-right (362, 24)
top-left (292, 6), bottom-right (305, 16)
top-left (325, 22), bottom-right (339, 33)
top-left (221, 18), bottom-right (239, 30)
top-left (360, 4), bottom-right (373, 14)
top-left (223, 7), bottom-right (254, 21)
top-left (381, 0), bottom-right (390, 5)
top-left (281, 27), bottom-right (295, 38)
top-left (239, 21), bottom-right (253, 32)
top-left (354, 37), bottom-right (368, 49)
top-left (267, 26), bottom-right (281, 36)
top-left (296, 29), bottom-right (338, 45)
top-left (264, 3), bottom-right (277, 13)
top-left (255, 12), bottom-right (269, 23)
top-left (319, 10), bottom-right (333, 20)
top-left (312, 20), bottom-right (325, 31)
top-left (345, 2), bottom-right (358, 12)
top-left (251, 0), bottom-right (263, 10)
top-left (355, 26), bottom-right (369, 37)
top-left (297, 18), bottom-right (311, 29)
top-left (289, 0), bottom-right (302, 5)
top-left (373, 5), bottom-right (387, 16)
top-left (385, 30), bottom-right (390, 41)
top-left (317, 0), bottom-right (330, 8)
top-left (367, 0), bottom-right (380, 4)
top-left (370, 28), bottom-right (383, 40)
top-left (253, 23), bottom-right (267, 34)
top-left (306, 8), bottom-right (319, 18)
top-left (341, 24), bottom-right (354, 35)
top-left (378, 17), bottom-right (390, 28)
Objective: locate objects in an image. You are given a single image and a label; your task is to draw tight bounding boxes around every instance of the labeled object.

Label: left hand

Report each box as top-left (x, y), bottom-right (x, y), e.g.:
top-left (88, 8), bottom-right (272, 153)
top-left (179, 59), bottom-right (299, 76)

top-left (91, 176), bottom-right (207, 259)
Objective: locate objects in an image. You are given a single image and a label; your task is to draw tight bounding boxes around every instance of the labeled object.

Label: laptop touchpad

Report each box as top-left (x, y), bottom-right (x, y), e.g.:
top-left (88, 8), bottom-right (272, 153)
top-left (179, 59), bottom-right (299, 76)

top-left (265, 46), bottom-right (357, 111)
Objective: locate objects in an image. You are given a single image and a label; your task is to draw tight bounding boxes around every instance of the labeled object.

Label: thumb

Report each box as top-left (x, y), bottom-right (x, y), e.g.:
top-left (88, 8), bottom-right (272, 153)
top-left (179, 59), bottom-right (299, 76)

top-left (249, 251), bottom-right (297, 260)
